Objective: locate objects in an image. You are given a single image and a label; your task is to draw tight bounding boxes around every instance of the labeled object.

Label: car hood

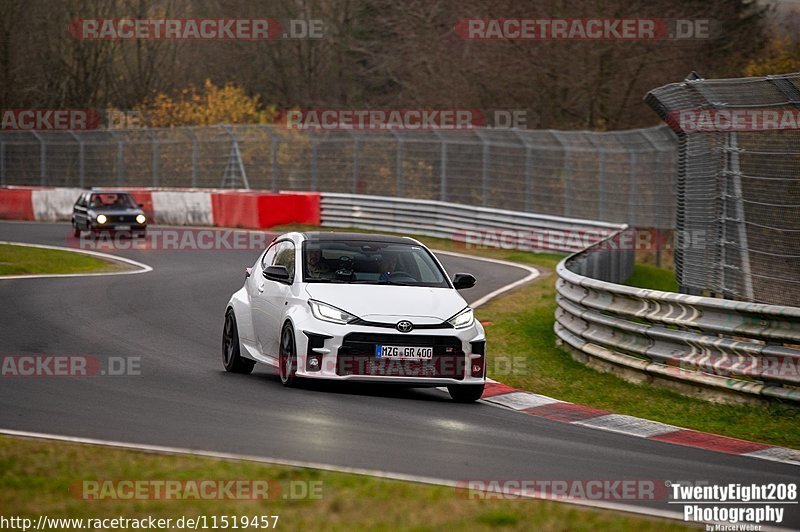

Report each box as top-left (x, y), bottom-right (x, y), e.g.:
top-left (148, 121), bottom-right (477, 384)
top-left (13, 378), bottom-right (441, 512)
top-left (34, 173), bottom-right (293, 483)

top-left (304, 284), bottom-right (467, 323)
top-left (89, 208), bottom-right (143, 215)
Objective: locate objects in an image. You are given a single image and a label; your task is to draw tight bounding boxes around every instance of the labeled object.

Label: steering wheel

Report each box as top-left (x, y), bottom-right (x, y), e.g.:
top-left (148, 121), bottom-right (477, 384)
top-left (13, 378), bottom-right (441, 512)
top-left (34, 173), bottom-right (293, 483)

top-left (388, 271), bottom-right (416, 281)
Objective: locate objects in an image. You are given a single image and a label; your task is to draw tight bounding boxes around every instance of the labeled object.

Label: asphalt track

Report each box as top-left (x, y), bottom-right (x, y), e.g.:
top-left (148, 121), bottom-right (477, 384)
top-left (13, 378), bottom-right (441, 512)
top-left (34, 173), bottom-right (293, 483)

top-left (0, 221), bottom-right (797, 527)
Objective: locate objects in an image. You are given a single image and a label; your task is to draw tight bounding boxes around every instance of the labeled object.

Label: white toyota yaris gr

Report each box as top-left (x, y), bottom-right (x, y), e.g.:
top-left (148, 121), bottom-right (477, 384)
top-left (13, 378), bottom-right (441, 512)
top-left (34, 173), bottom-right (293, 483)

top-left (223, 232), bottom-right (487, 402)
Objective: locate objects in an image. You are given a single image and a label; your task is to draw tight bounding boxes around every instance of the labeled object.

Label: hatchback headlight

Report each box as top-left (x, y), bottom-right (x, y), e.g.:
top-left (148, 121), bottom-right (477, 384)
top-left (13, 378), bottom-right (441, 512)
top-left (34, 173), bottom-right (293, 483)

top-left (308, 300), bottom-right (356, 324)
top-left (447, 307), bottom-right (474, 329)
top-left (136, 214), bottom-right (146, 224)
top-left (96, 214), bottom-right (107, 224)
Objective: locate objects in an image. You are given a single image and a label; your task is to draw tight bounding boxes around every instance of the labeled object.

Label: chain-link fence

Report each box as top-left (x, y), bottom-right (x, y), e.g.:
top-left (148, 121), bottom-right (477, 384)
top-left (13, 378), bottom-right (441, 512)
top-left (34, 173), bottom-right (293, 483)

top-left (646, 72), bottom-right (800, 306)
top-left (0, 125), bottom-right (678, 230)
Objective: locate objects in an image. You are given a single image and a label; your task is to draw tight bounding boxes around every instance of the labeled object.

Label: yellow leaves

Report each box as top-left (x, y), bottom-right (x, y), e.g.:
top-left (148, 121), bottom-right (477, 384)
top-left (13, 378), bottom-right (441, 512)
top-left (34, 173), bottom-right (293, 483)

top-left (136, 81), bottom-right (277, 127)
top-left (744, 39), bottom-right (800, 77)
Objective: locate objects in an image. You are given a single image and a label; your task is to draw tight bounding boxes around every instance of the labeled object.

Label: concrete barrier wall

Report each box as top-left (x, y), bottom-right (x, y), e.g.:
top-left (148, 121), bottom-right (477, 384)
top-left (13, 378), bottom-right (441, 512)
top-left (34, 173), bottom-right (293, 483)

top-left (0, 187), bottom-right (320, 229)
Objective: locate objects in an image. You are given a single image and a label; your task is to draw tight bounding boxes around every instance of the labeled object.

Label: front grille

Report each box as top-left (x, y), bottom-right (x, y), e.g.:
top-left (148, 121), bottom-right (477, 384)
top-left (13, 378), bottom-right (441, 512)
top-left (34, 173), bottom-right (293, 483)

top-left (337, 333), bottom-right (465, 379)
top-left (106, 214), bottom-right (138, 223)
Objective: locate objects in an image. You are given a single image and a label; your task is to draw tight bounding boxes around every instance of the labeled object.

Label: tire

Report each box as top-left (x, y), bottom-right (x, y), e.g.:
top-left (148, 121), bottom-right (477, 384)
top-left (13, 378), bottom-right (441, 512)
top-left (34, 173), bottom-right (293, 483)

top-left (447, 384), bottom-right (485, 403)
top-left (72, 223), bottom-right (80, 238)
top-left (279, 323), bottom-right (298, 387)
top-left (222, 310), bottom-right (255, 374)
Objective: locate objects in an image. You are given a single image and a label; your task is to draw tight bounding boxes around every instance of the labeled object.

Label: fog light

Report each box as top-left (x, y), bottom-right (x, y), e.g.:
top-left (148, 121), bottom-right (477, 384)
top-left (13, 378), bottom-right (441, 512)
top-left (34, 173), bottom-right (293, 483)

top-left (307, 355), bottom-right (322, 371)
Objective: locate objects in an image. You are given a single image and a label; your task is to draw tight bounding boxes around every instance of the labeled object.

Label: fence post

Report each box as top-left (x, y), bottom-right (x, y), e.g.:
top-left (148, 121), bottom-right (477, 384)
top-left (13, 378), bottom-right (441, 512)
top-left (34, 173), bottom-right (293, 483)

top-left (69, 132), bottom-right (85, 188)
top-left (434, 131), bottom-right (447, 202)
top-left (310, 131), bottom-right (319, 192)
top-left (182, 128), bottom-right (199, 188)
top-left (391, 131), bottom-right (404, 197)
top-left (147, 130), bottom-right (160, 187)
top-left (474, 129), bottom-right (490, 207)
top-left (351, 133), bottom-right (360, 194)
top-left (724, 132), bottom-right (754, 301)
top-left (32, 132), bottom-right (46, 186)
top-left (0, 140), bottom-right (6, 187)
top-left (109, 131), bottom-right (125, 186)
top-left (550, 131), bottom-right (572, 217)
top-left (511, 129), bottom-right (533, 212)
top-left (584, 134), bottom-right (606, 220)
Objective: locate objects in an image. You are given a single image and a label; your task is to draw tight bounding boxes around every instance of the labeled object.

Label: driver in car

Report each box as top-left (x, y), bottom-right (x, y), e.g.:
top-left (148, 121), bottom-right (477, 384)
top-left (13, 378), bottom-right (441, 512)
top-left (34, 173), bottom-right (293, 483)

top-left (306, 248), bottom-right (331, 278)
top-left (379, 251), bottom-right (399, 281)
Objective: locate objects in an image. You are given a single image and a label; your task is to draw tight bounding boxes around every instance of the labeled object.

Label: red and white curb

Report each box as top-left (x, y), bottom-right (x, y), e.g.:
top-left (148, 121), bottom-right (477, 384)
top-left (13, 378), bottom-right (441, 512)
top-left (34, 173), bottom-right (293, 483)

top-left (476, 380), bottom-right (800, 467)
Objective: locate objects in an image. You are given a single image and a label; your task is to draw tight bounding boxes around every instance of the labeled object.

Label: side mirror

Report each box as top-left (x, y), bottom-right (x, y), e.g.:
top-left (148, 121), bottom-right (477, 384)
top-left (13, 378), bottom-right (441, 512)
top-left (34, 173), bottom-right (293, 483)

top-left (138, 203), bottom-right (144, 208)
top-left (452, 273), bottom-right (476, 290)
top-left (263, 265), bottom-right (291, 283)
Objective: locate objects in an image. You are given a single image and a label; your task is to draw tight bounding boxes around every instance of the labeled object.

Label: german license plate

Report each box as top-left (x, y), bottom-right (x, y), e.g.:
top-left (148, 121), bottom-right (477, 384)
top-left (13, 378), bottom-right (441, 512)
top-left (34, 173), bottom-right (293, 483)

top-left (375, 345), bottom-right (433, 360)
top-left (116, 225), bottom-right (130, 231)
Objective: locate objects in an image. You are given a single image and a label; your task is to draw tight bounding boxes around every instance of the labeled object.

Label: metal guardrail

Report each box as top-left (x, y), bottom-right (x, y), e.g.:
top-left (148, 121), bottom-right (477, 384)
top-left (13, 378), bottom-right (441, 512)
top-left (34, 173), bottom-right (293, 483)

top-left (320, 193), bottom-right (800, 404)
top-left (320, 193), bottom-right (624, 253)
top-left (555, 231), bottom-right (800, 404)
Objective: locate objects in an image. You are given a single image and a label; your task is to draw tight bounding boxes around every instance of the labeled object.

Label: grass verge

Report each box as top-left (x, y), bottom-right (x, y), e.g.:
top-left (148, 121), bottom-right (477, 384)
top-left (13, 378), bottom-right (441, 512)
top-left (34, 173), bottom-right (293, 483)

top-left (271, 225), bottom-right (799, 448)
top-left (0, 243), bottom-right (124, 276)
top-left (0, 435), bottom-right (687, 531)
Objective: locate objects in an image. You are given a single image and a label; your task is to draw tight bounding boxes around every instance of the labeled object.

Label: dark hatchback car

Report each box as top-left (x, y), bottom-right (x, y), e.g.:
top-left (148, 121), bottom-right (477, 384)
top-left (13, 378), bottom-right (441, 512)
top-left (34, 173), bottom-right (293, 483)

top-left (72, 190), bottom-right (148, 236)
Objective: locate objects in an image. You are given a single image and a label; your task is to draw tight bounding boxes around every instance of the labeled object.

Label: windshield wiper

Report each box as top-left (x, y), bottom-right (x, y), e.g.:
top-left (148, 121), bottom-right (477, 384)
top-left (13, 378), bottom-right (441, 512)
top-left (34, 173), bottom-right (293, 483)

top-left (348, 280), bottom-right (413, 286)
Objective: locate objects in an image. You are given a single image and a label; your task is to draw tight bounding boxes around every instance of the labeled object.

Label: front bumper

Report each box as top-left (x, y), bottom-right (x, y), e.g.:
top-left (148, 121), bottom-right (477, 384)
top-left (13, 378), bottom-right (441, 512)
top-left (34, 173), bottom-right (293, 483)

top-left (294, 321), bottom-right (486, 385)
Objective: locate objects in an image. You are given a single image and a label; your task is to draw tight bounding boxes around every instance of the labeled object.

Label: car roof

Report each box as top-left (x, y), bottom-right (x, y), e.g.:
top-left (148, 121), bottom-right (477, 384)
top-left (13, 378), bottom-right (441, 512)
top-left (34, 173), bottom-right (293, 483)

top-left (88, 190), bottom-right (134, 195)
top-left (301, 231), bottom-right (414, 244)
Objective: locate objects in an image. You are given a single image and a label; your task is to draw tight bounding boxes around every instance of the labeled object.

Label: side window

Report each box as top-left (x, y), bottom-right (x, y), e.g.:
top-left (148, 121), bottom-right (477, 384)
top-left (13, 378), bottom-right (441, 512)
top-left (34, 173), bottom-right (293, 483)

top-left (76, 194), bottom-right (86, 207)
top-left (272, 241), bottom-right (296, 281)
top-left (261, 244), bottom-right (278, 270)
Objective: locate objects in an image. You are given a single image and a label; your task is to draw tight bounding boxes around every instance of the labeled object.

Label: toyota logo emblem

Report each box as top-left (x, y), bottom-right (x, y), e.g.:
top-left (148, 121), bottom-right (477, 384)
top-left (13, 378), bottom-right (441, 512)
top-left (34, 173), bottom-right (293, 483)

top-left (396, 320), bottom-right (413, 333)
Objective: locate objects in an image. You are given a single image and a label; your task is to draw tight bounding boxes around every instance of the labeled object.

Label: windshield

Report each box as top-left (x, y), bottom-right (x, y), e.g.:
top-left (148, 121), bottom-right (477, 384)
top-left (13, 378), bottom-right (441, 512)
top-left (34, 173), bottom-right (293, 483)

top-left (90, 193), bottom-right (136, 209)
top-left (303, 240), bottom-right (450, 288)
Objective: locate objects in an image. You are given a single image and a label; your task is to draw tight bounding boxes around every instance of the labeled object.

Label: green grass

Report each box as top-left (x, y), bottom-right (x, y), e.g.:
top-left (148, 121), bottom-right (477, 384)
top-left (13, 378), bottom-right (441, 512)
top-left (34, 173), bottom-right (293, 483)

top-left (270, 226), bottom-right (800, 448)
top-left (0, 436), bottom-right (688, 531)
top-left (0, 244), bottom-right (123, 275)
top-left (625, 263), bottom-right (679, 292)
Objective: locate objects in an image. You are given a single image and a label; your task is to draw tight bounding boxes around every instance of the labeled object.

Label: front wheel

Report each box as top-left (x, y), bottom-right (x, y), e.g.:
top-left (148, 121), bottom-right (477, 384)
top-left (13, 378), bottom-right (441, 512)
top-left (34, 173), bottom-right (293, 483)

top-left (222, 310), bottom-right (255, 374)
top-left (447, 384), bottom-right (484, 403)
top-left (279, 323), bottom-right (298, 387)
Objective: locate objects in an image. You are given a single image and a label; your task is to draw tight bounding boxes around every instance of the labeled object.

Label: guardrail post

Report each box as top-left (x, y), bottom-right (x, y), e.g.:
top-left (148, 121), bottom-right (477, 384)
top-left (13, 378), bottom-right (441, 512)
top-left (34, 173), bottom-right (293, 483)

top-left (32, 131), bottom-right (46, 186)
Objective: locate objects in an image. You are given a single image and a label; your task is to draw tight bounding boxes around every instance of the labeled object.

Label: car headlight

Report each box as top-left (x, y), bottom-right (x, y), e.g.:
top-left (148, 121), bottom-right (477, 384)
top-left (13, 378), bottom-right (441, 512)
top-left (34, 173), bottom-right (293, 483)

top-left (308, 300), bottom-right (356, 324)
top-left (96, 214), bottom-right (107, 224)
top-left (447, 307), bottom-right (474, 329)
top-left (136, 214), bottom-right (146, 224)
